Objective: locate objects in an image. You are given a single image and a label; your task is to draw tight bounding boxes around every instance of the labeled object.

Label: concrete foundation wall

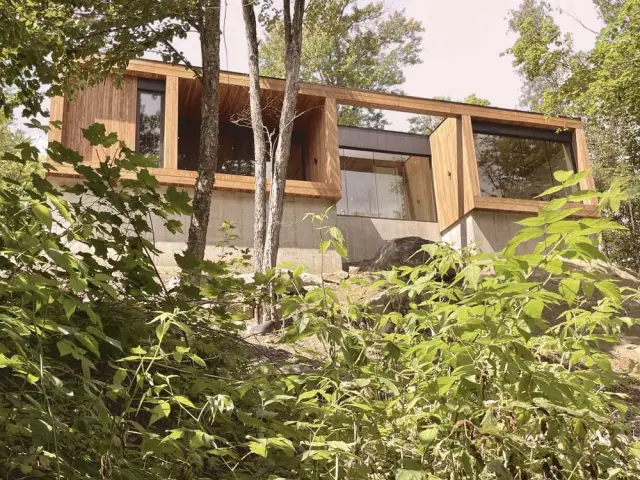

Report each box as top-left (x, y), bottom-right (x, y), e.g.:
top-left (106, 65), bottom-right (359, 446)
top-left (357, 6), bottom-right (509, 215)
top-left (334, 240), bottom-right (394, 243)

top-left (51, 177), bottom-right (342, 273)
top-left (442, 210), bottom-right (539, 253)
top-left (337, 215), bottom-right (441, 263)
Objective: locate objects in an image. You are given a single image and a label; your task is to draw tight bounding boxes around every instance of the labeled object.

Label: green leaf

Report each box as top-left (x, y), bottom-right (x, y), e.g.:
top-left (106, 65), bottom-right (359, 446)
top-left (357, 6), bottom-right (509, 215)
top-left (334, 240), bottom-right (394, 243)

top-left (69, 274), bottom-right (88, 294)
top-left (559, 278), bottom-right (580, 304)
top-left (130, 345), bottom-right (147, 355)
top-left (113, 369), bottom-right (127, 386)
top-left (395, 469), bottom-right (422, 480)
top-left (418, 426), bottom-right (438, 445)
top-left (156, 321), bottom-right (170, 342)
top-left (188, 353), bottom-right (206, 367)
top-left (319, 240), bottom-right (331, 254)
top-left (595, 280), bottom-right (621, 304)
top-left (173, 395), bottom-right (196, 409)
top-left (523, 298), bottom-right (544, 318)
top-left (248, 439), bottom-right (268, 457)
top-left (74, 332), bottom-right (100, 357)
top-left (57, 340), bottom-right (74, 357)
top-left (149, 401), bottom-right (171, 426)
top-left (32, 203), bottom-right (53, 229)
top-left (553, 170), bottom-right (573, 183)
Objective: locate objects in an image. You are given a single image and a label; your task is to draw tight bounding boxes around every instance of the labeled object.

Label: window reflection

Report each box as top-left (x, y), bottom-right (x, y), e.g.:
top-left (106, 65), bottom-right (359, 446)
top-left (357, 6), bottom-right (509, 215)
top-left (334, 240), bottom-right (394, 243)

top-left (137, 91), bottom-right (164, 165)
top-left (337, 148), bottom-right (436, 221)
top-left (474, 132), bottom-right (576, 200)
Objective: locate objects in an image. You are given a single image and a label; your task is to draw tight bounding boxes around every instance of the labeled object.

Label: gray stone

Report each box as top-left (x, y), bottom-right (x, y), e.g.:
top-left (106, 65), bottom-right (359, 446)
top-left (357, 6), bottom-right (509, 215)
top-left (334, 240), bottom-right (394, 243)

top-left (360, 237), bottom-right (435, 271)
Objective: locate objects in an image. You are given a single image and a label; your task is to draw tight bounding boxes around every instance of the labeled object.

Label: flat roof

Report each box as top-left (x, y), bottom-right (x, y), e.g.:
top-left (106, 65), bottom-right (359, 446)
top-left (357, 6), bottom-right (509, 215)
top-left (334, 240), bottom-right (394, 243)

top-left (125, 58), bottom-right (583, 130)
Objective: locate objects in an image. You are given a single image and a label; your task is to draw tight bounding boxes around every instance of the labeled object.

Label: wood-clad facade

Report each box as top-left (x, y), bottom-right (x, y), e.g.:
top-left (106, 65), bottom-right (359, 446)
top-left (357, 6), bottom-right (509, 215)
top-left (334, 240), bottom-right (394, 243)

top-left (48, 58), bottom-right (596, 240)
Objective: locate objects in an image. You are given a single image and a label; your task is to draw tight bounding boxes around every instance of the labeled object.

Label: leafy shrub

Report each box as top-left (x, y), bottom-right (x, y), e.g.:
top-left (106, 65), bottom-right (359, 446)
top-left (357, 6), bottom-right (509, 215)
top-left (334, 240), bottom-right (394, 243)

top-left (0, 124), bottom-right (638, 479)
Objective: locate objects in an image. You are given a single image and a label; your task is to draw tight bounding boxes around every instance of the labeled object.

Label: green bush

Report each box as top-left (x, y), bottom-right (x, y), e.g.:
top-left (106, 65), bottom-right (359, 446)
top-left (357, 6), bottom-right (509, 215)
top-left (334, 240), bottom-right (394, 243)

top-left (0, 124), bottom-right (638, 479)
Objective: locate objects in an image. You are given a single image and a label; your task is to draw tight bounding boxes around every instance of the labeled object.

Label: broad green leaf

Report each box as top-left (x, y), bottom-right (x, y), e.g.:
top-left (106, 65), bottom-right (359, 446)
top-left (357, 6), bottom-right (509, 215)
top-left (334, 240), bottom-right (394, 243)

top-left (396, 469), bottom-right (422, 480)
top-left (32, 203), bottom-right (53, 229)
top-left (74, 332), bottom-right (100, 357)
top-left (173, 395), bottom-right (196, 409)
top-left (149, 401), bottom-right (171, 426)
top-left (418, 426), bottom-right (438, 445)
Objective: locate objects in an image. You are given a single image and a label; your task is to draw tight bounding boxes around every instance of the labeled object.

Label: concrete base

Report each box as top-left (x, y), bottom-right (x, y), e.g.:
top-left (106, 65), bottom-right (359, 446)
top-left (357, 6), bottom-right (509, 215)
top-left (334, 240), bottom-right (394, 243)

top-left (441, 210), bottom-right (539, 254)
top-left (50, 177), bottom-right (342, 273)
top-left (337, 215), bottom-right (441, 263)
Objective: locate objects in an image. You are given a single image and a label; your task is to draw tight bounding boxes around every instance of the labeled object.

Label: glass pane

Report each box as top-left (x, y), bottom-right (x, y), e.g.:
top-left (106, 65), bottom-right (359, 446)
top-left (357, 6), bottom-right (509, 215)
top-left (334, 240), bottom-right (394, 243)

top-left (138, 92), bottom-right (163, 164)
top-left (375, 164), bottom-right (405, 219)
top-left (475, 133), bottom-right (503, 197)
top-left (546, 142), bottom-right (578, 195)
top-left (336, 166), bottom-right (349, 215)
top-left (474, 131), bottom-right (577, 200)
top-left (341, 150), bottom-right (377, 217)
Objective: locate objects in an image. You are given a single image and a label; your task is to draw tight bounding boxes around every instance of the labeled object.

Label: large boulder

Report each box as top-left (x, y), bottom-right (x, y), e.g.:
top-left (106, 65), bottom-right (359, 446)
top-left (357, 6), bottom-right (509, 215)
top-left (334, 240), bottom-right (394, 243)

top-left (359, 237), bottom-right (435, 271)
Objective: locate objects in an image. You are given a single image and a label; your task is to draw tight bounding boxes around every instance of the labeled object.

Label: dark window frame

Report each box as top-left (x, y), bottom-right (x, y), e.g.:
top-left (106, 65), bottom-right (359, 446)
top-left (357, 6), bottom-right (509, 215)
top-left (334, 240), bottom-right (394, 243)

top-left (136, 79), bottom-right (166, 167)
top-left (472, 120), bottom-right (577, 172)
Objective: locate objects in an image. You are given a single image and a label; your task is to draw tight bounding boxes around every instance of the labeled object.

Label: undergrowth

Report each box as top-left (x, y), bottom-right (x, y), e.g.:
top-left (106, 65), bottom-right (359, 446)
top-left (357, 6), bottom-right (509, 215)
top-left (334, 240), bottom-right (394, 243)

top-left (0, 123), bottom-right (638, 479)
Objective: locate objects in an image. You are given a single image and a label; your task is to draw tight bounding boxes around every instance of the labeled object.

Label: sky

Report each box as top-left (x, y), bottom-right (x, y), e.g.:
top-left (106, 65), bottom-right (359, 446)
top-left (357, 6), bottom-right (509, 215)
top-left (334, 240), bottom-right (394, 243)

top-left (22, 0), bottom-right (604, 145)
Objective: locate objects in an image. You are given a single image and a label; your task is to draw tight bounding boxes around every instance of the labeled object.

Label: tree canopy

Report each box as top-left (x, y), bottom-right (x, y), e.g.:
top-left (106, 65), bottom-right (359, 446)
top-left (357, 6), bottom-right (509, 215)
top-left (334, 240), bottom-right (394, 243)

top-left (259, 0), bottom-right (424, 128)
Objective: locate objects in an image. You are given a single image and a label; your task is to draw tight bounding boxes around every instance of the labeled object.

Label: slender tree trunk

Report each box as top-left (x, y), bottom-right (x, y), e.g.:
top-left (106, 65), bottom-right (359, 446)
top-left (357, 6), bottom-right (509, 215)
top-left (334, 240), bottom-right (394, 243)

top-left (241, 1), bottom-right (268, 274)
top-left (263, 0), bottom-right (305, 268)
top-left (187, 0), bottom-right (221, 260)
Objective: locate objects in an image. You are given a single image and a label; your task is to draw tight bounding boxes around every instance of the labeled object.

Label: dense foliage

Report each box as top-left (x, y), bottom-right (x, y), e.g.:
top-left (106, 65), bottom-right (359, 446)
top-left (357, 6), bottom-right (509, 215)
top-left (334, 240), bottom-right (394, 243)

top-left (506, 0), bottom-right (640, 272)
top-left (0, 125), bottom-right (639, 478)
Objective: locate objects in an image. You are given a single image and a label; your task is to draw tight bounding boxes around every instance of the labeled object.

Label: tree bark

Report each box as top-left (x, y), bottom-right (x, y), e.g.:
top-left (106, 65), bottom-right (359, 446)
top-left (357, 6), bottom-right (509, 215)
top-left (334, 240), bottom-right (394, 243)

top-left (241, 1), bottom-right (268, 274)
top-left (186, 0), bottom-right (221, 260)
top-left (263, 0), bottom-right (306, 268)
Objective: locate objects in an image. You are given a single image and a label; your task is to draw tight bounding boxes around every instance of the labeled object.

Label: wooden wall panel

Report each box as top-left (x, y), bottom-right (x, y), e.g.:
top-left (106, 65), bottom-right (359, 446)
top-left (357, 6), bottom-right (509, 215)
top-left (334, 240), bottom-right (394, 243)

top-left (404, 156), bottom-right (437, 222)
top-left (62, 75), bottom-right (137, 163)
top-left (461, 115), bottom-right (481, 212)
top-left (430, 118), bottom-right (462, 231)
top-left (164, 76), bottom-right (179, 169)
top-left (573, 127), bottom-right (597, 205)
top-left (323, 97), bottom-right (340, 188)
top-left (48, 96), bottom-right (65, 144)
top-left (305, 107), bottom-right (325, 183)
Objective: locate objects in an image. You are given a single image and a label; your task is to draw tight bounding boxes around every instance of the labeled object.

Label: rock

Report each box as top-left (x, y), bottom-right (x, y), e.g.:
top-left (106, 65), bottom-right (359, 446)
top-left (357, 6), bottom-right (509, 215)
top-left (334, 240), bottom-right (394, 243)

top-left (165, 276), bottom-right (181, 291)
top-left (361, 237), bottom-right (435, 271)
top-left (247, 319), bottom-right (282, 335)
top-left (298, 272), bottom-right (323, 287)
top-left (348, 265), bottom-right (361, 275)
top-left (235, 273), bottom-right (255, 285)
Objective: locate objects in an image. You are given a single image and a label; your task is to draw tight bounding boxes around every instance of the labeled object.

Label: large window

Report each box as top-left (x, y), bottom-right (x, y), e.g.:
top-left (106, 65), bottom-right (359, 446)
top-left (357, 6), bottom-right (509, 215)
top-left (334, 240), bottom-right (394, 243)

top-left (473, 122), bottom-right (577, 200)
top-left (337, 148), bottom-right (436, 221)
top-left (136, 79), bottom-right (165, 166)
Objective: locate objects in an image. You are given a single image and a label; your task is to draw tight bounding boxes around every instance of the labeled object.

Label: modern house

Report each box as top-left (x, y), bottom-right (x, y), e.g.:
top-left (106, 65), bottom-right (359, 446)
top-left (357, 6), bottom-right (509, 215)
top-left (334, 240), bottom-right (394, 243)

top-left (48, 59), bottom-right (597, 272)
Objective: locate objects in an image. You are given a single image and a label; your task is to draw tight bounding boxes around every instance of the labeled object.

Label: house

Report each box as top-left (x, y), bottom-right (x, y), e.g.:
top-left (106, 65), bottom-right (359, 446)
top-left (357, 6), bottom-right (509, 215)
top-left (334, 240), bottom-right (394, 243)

top-left (47, 59), bottom-right (597, 272)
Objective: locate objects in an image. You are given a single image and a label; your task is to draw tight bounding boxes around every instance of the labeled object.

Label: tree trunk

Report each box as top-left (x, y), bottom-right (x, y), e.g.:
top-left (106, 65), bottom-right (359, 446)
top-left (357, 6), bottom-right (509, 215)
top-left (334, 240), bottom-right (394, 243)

top-left (263, 0), bottom-right (306, 268)
top-left (241, 1), bottom-right (268, 274)
top-left (186, 0), bottom-right (221, 260)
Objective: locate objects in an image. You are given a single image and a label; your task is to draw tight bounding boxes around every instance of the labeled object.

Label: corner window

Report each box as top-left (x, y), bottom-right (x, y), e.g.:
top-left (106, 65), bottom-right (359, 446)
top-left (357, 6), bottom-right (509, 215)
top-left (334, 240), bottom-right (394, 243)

top-left (336, 148), bottom-right (437, 222)
top-left (136, 79), bottom-right (165, 166)
top-left (473, 121), bottom-right (577, 200)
